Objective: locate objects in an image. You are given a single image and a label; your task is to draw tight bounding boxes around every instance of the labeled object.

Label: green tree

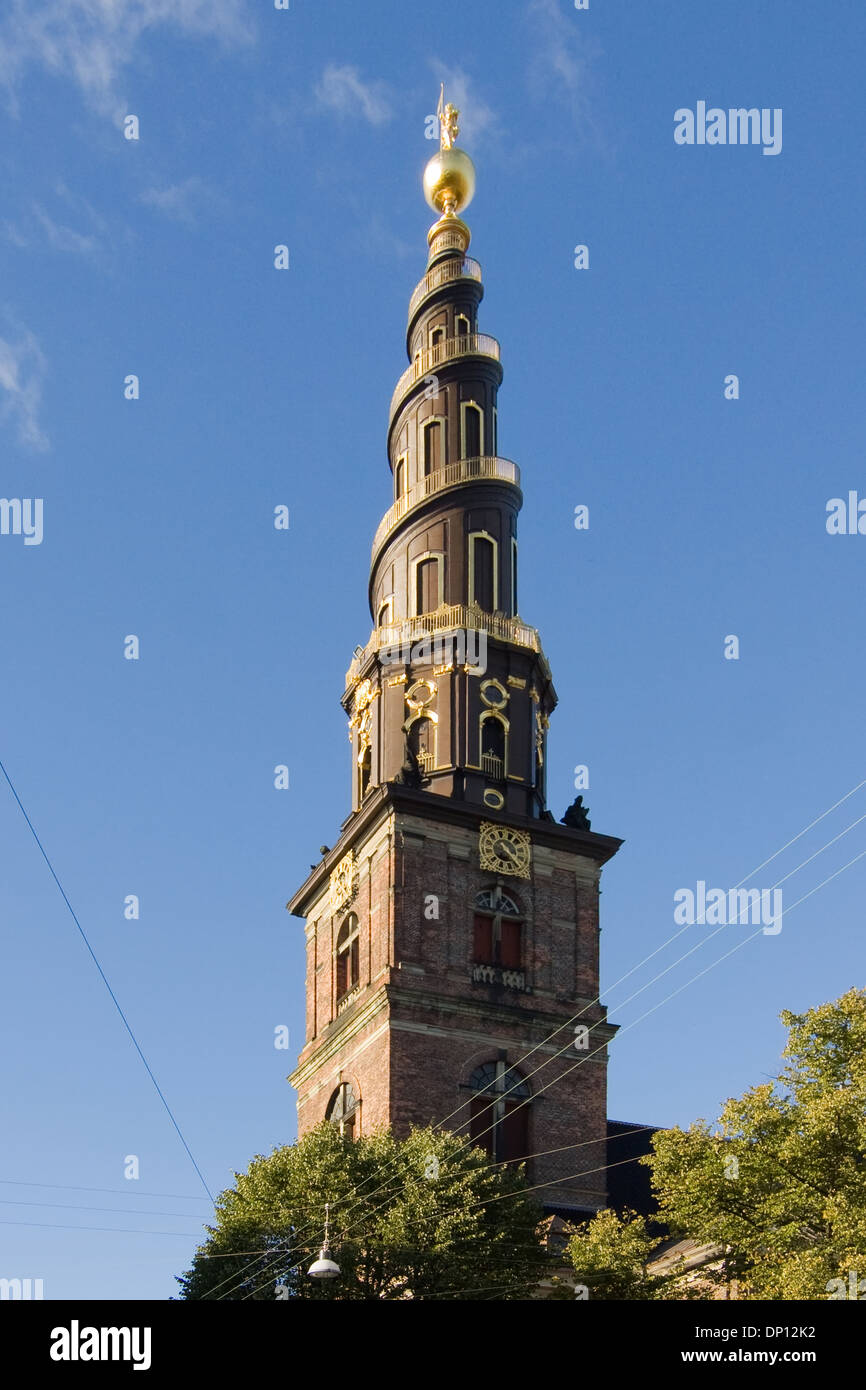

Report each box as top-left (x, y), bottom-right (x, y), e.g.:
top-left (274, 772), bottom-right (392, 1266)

top-left (648, 988), bottom-right (866, 1299)
top-left (564, 1208), bottom-right (709, 1301)
top-left (178, 1122), bottom-right (548, 1300)
top-left (566, 990), bottom-right (866, 1300)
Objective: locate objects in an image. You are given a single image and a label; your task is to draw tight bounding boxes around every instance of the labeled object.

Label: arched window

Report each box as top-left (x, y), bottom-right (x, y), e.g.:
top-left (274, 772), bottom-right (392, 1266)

top-left (377, 597), bottom-right (392, 630)
top-left (429, 325), bottom-right (445, 349)
top-left (358, 745), bottom-right (372, 800)
top-left (469, 532), bottom-right (497, 612)
top-left (480, 713), bottom-right (507, 780)
top-left (336, 914), bottom-right (360, 1004)
top-left (414, 554), bottom-right (442, 615)
top-left (423, 419), bottom-right (444, 476)
top-left (473, 886), bottom-right (523, 970)
top-left (468, 1061), bottom-right (530, 1163)
top-left (326, 1082), bottom-right (359, 1140)
top-left (408, 715), bottom-right (435, 772)
top-left (461, 401), bottom-right (483, 459)
top-left (394, 456), bottom-right (405, 499)
top-left (455, 313), bottom-right (470, 336)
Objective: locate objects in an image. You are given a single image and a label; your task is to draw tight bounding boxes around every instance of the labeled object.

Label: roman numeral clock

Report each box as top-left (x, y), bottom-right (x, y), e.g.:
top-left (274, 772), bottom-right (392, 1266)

top-left (479, 822), bottom-right (532, 879)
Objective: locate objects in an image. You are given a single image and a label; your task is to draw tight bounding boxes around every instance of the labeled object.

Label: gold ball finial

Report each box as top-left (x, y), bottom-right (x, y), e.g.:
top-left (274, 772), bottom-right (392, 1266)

top-left (423, 83), bottom-right (476, 218)
top-left (423, 147), bottom-right (476, 217)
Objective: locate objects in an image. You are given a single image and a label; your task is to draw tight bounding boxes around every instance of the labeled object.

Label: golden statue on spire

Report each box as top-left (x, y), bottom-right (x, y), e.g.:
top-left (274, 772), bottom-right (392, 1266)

top-left (423, 83), bottom-right (476, 220)
top-left (437, 83), bottom-right (460, 151)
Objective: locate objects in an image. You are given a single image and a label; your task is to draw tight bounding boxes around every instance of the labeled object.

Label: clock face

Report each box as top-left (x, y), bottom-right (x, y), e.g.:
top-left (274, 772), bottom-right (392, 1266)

top-left (479, 822), bottom-right (531, 879)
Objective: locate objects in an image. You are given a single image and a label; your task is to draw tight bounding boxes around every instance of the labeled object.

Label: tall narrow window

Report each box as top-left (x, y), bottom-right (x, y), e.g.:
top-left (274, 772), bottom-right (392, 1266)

top-left (358, 745), bottom-right (372, 799)
top-left (461, 402), bottom-right (483, 459)
top-left (456, 313), bottom-right (470, 336)
top-left (430, 325), bottom-right (445, 349)
top-left (493, 405), bottom-right (498, 455)
top-left (394, 456), bottom-right (405, 499)
top-left (511, 538), bottom-right (518, 615)
top-left (335, 914), bottom-right (360, 1003)
top-left (415, 556), bottom-right (441, 615)
top-left (468, 1062), bottom-right (530, 1163)
top-left (423, 420), bottom-right (443, 476)
top-left (480, 714), bottom-right (506, 780)
top-left (470, 533), bottom-right (497, 612)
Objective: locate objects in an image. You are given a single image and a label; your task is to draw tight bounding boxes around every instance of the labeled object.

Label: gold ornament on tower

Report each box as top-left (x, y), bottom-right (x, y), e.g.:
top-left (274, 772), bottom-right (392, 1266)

top-left (423, 83), bottom-right (476, 219)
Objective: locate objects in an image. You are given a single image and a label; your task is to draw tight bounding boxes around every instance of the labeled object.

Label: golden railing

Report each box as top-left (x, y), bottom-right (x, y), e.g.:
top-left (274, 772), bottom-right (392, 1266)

top-left (371, 455), bottom-right (520, 557)
top-left (389, 332), bottom-right (500, 421)
top-left (407, 256), bottom-right (482, 323)
top-left (345, 604), bottom-right (541, 685)
top-left (427, 228), bottom-right (468, 259)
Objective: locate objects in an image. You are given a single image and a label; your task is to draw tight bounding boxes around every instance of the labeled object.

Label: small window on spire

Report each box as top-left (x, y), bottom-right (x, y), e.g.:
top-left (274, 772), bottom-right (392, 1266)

top-left (480, 714), bottom-right (506, 780)
top-left (461, 402), bottom-right (483, 459)
top-left (423, 420), bottom-right (443, 476)
top-left (415, 556), bottom-right (441, 615)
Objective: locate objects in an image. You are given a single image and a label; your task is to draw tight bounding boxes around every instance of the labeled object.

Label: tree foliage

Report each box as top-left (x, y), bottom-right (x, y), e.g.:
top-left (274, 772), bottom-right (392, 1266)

top-left (568, 990), bottom-right (866, 1300)
top-left (178, 1122), bottom-right (548, 1300)
top-left (565, 1207), bottom-right (702, 1300)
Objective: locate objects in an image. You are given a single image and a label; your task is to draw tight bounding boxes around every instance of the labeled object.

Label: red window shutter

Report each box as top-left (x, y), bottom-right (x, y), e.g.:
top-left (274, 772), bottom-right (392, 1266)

top-left (473, 914), bottom-right (493, 962)
top-left (500, 920), bottom-right (522, 968)
top-left (501, 1101), bottom-right (529, 1162)
top-left (469, 1098), bottom-right (495, 1157)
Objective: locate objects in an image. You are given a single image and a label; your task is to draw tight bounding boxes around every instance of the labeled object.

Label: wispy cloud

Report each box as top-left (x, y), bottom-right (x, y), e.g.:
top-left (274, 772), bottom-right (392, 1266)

top-left (31, 203), bottom-right (100, 255)
top-left (524, 0), bottom-right (601, 138)
top-left (3, 182), bottom-right (109, 256)
top-left (427, 64), bottom-right (500, 150)
top-left (138, 175), bottom-right (213, 225)
top-left (0, 322), bottom-right (49, 451)
top-left (0, 0), bottom-right (253, 119)
top-left (315, 64), bottom-right (392, 127)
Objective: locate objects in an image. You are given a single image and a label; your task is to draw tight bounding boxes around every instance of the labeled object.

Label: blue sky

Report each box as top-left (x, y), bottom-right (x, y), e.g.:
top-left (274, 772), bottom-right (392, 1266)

top-left (1, 0), bottom-right (864, 1300)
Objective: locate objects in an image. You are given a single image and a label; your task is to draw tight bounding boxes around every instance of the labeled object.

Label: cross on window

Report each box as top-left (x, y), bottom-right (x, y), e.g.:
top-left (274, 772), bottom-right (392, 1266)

top-left (326, 1082), bottom-right (359, 1140)
top-left (468, 1061), bottom-right (530, 1164)
top-left (473, 886), bottom-right (522, 968)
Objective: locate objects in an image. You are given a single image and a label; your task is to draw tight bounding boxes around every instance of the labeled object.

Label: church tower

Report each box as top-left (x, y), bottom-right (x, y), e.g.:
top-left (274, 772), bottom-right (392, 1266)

top-left (288, 98), bottom-right (622, 1215)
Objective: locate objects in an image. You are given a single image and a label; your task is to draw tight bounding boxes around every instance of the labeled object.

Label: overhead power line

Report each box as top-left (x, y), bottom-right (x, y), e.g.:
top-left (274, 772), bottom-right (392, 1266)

top-left (0, 755), bottom-right (215, 1205)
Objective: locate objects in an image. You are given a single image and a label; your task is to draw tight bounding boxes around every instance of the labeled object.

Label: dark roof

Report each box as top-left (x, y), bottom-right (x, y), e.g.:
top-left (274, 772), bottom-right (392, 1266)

top-left (606, 1119), bottom-right (660, 1220)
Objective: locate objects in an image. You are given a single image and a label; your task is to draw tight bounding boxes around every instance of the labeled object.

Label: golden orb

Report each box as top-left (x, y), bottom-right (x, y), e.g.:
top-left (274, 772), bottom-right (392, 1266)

top-left (423, 147), bottom-right (476, 217)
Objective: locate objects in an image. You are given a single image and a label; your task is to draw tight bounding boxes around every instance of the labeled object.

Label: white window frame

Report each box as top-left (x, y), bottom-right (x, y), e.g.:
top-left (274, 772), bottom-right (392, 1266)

top-left (460, 400), bottom-right (485, 459)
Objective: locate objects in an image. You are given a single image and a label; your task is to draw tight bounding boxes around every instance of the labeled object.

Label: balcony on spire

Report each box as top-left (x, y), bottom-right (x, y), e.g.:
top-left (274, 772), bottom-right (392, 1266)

top-left (389, 332), bottom-right (501, 423)
top-left (371, 455), bottom-right (521, 561)
top-left (407, 256), bottom-right (482, 325)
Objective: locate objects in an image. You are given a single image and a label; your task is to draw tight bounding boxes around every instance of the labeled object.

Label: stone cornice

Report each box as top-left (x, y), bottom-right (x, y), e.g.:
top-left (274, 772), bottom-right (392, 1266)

top-left (287, 782), bottom-right (622, 920)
